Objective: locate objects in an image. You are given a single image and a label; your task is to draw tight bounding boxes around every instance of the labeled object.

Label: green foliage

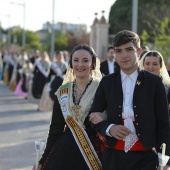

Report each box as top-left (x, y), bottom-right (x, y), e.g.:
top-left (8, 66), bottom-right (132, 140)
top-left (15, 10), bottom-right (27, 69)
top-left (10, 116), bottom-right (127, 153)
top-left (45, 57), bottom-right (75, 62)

top-left (109, 0), bottom-right (132, 34)
top-left (25, 30), bottom-right (41, 50)
top-left (109, 0), bottom-right (170, 35)
top-left (55, 33), bottom-right (68, 50)
top-left (11, 29), bottom-right (41, 50)
top-left (141, 17), bottom-right (170, 62)
top-left (42, 31), bottom-right (89, 53)
top-left (140, 30), bottom-right (149, 45)
top-left (67, 34), bottom-right (79, 52)
top-left (42, 31), bottom-right (68, 52)
top-left (0, 42), bottom-right (6, 49)
top-left (109, 0), bottom-right (170, 62)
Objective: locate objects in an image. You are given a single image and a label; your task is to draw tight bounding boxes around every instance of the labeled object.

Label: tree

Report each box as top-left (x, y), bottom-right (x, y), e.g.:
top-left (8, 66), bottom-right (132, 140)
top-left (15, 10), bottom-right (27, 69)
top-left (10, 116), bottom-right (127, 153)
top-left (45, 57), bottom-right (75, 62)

top-left (11, 29), bottom-right (41, 50)
top-left (109, 0), bottom-right (170, 62)
top-left (67, 32), bottom-right (89, 52)
top-left (25, 30), bottom-right (41, 50)
top-left (109, 0), bottom-right (170, 35)
top-left (55, 33), bottom-right (68, 51)
top-left (41, 30), bottom-right (89, 54)
top-left (141, 17), bottom-right (170, 62)
top-left (109, 0), bottom-right (132, 34)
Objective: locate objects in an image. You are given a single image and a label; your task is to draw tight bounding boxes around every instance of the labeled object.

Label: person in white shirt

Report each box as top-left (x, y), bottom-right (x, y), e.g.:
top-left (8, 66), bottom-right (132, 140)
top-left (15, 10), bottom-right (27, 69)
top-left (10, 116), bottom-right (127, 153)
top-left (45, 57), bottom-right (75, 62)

top-left (100, 46), bottom-right (120, 76)
top-left (89, 30), bottom-right (170, 170)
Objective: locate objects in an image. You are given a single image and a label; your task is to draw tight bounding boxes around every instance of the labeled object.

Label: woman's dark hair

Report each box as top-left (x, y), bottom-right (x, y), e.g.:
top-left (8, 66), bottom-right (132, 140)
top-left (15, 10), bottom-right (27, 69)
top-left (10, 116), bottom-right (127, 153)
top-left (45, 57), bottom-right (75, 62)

top-left (139, 50), bottom-right (149, 60)
top-left (69, 44), bottom-right (97, 70)
top-left (112, 30), bottom-right (141, 49)
top-left (55, 51), bottom-right (62, 56)
top-left (143, 51), bottom-right (162, 68)
top-left (25, 59), bottom-right (30, 64)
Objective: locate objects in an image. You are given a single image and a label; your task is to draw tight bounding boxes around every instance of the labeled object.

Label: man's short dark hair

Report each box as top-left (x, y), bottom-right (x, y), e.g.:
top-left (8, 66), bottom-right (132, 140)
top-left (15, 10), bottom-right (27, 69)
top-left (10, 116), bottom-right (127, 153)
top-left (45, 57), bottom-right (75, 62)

top-left (107, 46), bottom-right (114, 52)
top-left (141, 45), bottom-right (149, 51)
top-left (112, 30), bottom-right (141, 49)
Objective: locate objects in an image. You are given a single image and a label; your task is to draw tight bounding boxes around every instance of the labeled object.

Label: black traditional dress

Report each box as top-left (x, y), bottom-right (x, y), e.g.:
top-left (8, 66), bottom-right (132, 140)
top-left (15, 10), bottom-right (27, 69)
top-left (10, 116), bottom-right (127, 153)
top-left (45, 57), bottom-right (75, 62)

top-left (14, 63), bottom-right (33, 97)
top-left (38, 61), bottom-right (66, 111)
top-left (8, 56), bottom-right (16, 83)
top-left (47, 61), bottom-right (66, 101)
top-left (39, 80), bottom-right (102, 170)
top-left (21, 63), bottom-right (33, 93)
top-left (16, 57), bottom-right (27, 83)
top-left (32, 59), bottom-right (50, 99)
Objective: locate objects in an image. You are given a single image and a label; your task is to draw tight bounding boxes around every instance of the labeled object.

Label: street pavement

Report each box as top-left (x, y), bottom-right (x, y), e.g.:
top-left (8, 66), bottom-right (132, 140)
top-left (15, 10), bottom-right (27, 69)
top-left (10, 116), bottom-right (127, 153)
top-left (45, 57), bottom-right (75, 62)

top-left (0, 81), bottom-right (51, 170)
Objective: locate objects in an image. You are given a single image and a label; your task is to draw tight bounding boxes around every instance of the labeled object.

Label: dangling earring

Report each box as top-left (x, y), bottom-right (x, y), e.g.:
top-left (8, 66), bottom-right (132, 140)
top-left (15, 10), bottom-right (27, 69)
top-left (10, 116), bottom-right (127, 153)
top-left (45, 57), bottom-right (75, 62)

top-left (90, 70), bottom-right (92, 76)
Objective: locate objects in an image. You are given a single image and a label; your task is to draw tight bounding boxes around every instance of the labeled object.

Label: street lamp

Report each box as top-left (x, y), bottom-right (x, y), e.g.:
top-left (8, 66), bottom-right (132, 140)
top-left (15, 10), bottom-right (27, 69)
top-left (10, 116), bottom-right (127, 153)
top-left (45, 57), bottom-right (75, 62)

top-left (11, 1), bottom-right (26, 49)
top-left (51, 0), bottom-right (55, 57)
top-left (0, 14), bottom-right (11, 49)
top-left (132, 0), bottom-right (138, 33)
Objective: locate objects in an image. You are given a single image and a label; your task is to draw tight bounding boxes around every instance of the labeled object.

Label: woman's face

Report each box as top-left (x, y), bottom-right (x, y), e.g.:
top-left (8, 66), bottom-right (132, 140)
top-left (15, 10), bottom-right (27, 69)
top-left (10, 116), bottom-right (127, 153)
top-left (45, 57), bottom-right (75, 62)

top-left (40, 52), bottom-right (45, 61)
top-left (143, 56), bottom-right (161, 75)
top-left (56, 54), bottom-right (61, 61)
top-left (72, 49), bottom-right (92, 79)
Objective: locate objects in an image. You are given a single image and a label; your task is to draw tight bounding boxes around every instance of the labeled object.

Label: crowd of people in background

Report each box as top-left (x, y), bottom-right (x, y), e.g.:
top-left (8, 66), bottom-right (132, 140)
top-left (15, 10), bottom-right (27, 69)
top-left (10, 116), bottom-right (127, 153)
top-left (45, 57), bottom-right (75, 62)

top-left (1, 43), bottom-right (170, 112)
top-left (0, 49), bottom-right (69, 112)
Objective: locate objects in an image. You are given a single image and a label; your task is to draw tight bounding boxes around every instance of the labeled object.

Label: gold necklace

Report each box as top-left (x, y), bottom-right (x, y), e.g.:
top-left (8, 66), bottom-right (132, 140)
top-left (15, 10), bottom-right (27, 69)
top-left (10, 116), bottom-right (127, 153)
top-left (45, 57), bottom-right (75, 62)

top-left (76, 85), bottom-right (85, 92)
top-left (72, 105), bottom-right (81, 121)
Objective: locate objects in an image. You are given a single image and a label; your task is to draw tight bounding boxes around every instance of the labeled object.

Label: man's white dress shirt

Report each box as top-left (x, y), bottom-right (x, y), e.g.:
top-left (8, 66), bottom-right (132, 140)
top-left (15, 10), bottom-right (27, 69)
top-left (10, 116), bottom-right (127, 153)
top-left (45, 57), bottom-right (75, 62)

top-left (106, 70), bottom-right (139, 152)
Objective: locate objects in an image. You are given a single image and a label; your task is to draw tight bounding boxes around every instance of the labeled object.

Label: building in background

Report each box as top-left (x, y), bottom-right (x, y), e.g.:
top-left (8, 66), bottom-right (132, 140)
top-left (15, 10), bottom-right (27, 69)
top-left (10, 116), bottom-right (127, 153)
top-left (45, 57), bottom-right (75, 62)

top-left (36, 21), bottom-right (87, 47)
top-left (90, 11), bottom-right (110, 60)
top-left (43, 22), bottom-right (87, 36)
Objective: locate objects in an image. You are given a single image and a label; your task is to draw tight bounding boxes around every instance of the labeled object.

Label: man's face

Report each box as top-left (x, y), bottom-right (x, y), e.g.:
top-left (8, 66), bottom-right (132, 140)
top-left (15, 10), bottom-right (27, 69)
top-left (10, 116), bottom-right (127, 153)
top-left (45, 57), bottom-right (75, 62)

top-left (107, 49), bottom-right (115, 61)
top-left (114, 41), bottom-right (142, 74)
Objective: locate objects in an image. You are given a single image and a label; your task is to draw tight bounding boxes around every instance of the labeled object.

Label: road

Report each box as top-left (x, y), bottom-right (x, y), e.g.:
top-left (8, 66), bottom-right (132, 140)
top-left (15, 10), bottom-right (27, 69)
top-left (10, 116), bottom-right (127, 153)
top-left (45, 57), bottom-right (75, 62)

top-left (0, 81), bottom-right (51, 170)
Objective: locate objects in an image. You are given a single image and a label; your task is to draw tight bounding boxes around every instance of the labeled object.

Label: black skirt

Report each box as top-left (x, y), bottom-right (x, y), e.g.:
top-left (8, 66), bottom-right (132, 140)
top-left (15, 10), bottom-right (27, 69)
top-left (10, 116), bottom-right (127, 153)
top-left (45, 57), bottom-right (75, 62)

top-left (32, 72), bottom-right (46, 99)
top-left (41, 128), bottom-right (102, 170)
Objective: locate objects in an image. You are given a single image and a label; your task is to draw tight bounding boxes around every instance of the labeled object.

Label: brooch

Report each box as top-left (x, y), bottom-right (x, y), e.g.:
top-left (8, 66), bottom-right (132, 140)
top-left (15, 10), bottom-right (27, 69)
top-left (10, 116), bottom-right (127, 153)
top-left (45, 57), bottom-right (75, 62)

top-left (136, 81), bottom-right (141, 85)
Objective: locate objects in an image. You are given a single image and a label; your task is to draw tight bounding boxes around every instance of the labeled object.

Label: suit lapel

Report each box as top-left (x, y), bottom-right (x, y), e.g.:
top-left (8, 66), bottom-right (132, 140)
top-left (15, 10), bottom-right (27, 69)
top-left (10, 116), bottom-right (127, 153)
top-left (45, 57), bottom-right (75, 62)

top-left (114, 72), bottom-right (123, 105)
top-left (133, 69), bottom-right (144, 103)
top-left (106, 61), bottom-right (109, 75)
top-left (114, 62), bottom-right (120, 72)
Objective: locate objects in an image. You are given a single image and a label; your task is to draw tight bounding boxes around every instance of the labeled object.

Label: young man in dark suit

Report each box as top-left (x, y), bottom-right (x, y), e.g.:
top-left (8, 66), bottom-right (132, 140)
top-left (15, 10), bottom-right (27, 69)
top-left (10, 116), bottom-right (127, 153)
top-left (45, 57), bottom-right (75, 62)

top-left (90, 30), bottom-right (170, 170)
top-left (100, 46), bottom-right (120, 76)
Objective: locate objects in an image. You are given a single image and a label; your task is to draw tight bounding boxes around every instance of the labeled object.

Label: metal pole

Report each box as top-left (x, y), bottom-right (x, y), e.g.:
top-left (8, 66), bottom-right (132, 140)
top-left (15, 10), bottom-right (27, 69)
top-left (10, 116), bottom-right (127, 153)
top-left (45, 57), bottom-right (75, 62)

top-left (132, 0), bottom-right (138, 33)
top-left (7, 15), bottom-right (11, 49)
top-left (0, 14), bottom-right (11, 49)
top-left (51, 0), bottom-right (55, 56)
top-left (22, 3), bottom-right (26, 49)
top-left (0, 21), bottom-right (2, 43)
top-left (11, 2), bottom-right (26, 49)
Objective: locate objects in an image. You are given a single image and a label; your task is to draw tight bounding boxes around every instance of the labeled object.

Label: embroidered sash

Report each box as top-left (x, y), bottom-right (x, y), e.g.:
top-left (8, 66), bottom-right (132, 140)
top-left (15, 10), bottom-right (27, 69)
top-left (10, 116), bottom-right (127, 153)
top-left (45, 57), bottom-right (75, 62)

top-left (57, 83), bottom-right (101, 170)
top-left (51, 62), bottom-right (63, 78)
top-left (35, 60), bottom-right (49, 77)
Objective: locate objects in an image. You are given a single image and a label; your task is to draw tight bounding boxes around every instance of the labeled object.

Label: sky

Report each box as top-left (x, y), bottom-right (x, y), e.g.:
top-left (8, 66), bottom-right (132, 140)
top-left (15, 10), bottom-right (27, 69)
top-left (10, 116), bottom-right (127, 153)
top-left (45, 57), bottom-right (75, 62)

top-left (0, 0), bottom-right (116, 32)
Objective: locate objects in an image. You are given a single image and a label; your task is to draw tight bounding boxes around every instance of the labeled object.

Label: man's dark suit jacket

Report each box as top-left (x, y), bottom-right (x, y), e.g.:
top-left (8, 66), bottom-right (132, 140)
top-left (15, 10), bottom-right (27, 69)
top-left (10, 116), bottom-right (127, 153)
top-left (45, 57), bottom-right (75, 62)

top-left (90, 69), bottom-right (170, 156)
top-left (100, 60), bottom-right (120, 75)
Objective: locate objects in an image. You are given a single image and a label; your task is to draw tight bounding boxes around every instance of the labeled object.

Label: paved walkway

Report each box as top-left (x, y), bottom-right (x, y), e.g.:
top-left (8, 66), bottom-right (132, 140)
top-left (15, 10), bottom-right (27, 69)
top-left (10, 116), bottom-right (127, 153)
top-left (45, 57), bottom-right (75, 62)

top-left (0, 81), bottom-right (51, 170)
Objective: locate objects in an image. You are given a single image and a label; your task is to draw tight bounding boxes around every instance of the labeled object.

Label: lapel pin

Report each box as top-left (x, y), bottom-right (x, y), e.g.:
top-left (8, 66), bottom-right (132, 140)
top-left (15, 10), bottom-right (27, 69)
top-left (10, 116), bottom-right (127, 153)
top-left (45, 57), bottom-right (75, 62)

top-left (136, 81), bottom-right (141, 85)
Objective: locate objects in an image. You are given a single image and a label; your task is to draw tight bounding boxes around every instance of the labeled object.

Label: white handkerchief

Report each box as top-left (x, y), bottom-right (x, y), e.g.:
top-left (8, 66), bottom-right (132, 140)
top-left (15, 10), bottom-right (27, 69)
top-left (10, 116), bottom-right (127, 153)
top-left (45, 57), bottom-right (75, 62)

top-left (123, 118), bottom-right (138, 152)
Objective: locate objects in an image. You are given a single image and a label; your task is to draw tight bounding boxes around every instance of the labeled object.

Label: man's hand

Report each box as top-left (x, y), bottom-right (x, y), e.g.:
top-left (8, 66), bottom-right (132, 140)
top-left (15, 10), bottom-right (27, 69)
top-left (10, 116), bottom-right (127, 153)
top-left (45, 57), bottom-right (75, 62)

top-left (109, 125), bottom-right (132, 140)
